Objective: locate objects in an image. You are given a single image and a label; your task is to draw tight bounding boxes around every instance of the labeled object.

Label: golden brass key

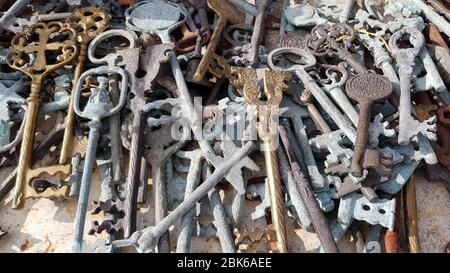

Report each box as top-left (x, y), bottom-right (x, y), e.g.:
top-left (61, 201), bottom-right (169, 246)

top-left (192, 0), bottom-right (244, 82)
top-left (7, 22), bottom-right (78, 209)
top-left (230, 67), bottom-right (292, 253)
top-left (10, 8), bottom-right (111, 207)
top-left (61, 7), bottom-right (111, 164)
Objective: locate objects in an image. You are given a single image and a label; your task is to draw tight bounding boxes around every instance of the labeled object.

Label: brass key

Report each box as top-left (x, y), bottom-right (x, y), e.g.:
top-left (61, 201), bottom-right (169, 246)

top-left (7, 22), bottom-right (78, 209)
top-left (61, 7), bottom-right (111, 164)
top-left (230, 67), bottom-right (291, 253)
top-left (11, 8), bottom-right (111, 206)
top-left (192, 0), bottom-right (244, 82)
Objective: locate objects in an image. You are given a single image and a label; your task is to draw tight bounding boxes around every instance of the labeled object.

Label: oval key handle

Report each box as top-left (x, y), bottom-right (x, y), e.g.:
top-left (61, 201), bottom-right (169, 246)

top-left (388, 27), bottom-right (424, 58)
top-left (267, 47), bottom-right (316, 72)
top-left (88, 29), bottom-right (138, 66)
top-left (345, 73), bottom-right (392, 103)
top-left (73, 66), bottom-right (128, 121)
top-left (125, 0), bottom-right (186, 42)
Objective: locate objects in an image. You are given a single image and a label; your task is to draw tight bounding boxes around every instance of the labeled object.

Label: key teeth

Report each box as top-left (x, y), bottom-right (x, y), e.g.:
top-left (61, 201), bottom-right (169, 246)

top-left (399, 116), bottom-right (437, 144)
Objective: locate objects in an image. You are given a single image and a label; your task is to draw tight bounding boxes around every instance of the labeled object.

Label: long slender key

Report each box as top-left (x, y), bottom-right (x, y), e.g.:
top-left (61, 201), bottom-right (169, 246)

top-left (7, 22), bottom-right (78, 209)
top-left (267, 47), bottom-right (357, 143)
top-left (230, 67), bottom-right (290, 253)
top-left (61, 7), bottom-right (111, 165)
top-left (87, 29), bottom-right (137, 188)
top-left (111, 141), bottom-right (256, 253)
top-left (115, 42), bottom-right (173, 239)
top-left (10, 8), bottom-right (111, 205)
top-left (345, 73), bottom-right (392, 178)
top-left (403, 174), bottom-right (420, 253)
top-left (72, 68), bottom-right (128, 253)
top-left (192, 0), bottom-right (244, 81)
top-left (278, 119), bottom-right (339, 253)
top-left (0, 126), bottom-right (65, 203)
top-left (389, 27), bottom-right (437, 145)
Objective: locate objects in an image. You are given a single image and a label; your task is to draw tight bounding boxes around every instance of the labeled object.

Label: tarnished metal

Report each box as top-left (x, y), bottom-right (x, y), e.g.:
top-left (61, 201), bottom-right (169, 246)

top-left (345, 73), bottom-right (392, 179)
top-left (193, 0), bottom-right (245, 81)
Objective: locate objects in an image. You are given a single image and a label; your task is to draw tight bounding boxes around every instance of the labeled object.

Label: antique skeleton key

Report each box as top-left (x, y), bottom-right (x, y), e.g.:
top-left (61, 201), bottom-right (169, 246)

top-left (7, 22), bottom-right (78, 209)
top-left (389, 27), bottom-right (437, 145)
top-left (61, 7), bottom-right (111, 165)
top-left (72, 68), bottom-right (128, 253)
top-left (247, 0), bottom-right (271, 67)
top-left (230, 67), bottom-right (291, 253)
top-left (346, 74), bottom-right (392, 179)
top-left (192, 0), bottom-right (244, 81)
top-left (318, 63), bottom-right (359, 127)
top-left (87, 29), bottom-right (138, 190)
top-left (116, 43), bottom-right (173, 239)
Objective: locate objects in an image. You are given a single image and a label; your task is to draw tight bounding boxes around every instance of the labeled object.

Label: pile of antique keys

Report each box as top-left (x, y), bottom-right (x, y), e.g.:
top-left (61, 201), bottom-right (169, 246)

top-left (0, 0), bottom-right (449, 253)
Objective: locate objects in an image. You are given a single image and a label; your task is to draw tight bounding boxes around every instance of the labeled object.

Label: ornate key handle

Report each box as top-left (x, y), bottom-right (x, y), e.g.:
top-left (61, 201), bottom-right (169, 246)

top-left (73, 66), bottom-right (128, 122)
top-left (346, 74), bottom-right (392, 178)
top-left (230, 68), bottom-right (292, 109)
top-left (388, 27), bottom-right (424, 75)
top-left (7, 21), bottom-right (78, 209)
top-left (88, 29), bottom-right (138, 66)
top-left (306, 23), bottom-right (366, 74)
top-left (268, 47), bottom-right (357, 143)
top-left (266, 47), bottom-right (317, 73)
top-left (66, 7), bottom-right (112, 48)
top-left (389, 27), bottom-right (437, 145)
top-left (7, 22), bottom-right (78, 82)
top-left (125, 0), bottom-right (186, 43)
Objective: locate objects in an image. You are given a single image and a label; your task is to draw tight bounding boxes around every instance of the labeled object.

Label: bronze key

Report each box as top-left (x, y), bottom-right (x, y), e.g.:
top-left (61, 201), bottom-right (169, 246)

top-left (7, 22), bottom-right (78, 209)
top-left (192, 0), bottom-right (244, 82)
top-left (230, 67), bottom-right (291, 253)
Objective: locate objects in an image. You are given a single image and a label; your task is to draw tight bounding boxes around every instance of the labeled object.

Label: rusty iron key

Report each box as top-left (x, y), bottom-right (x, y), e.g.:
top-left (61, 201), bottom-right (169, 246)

top-left (7, 21), bottom-right (78, 209)
top-left (345, 73), bottom-right (392, 179)
top-left (230, 67), bottom-right (291, 253)
top-left (278, 118), bottom-right (339, 253)
top-left (193, 0), bottom-right (245, 81)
